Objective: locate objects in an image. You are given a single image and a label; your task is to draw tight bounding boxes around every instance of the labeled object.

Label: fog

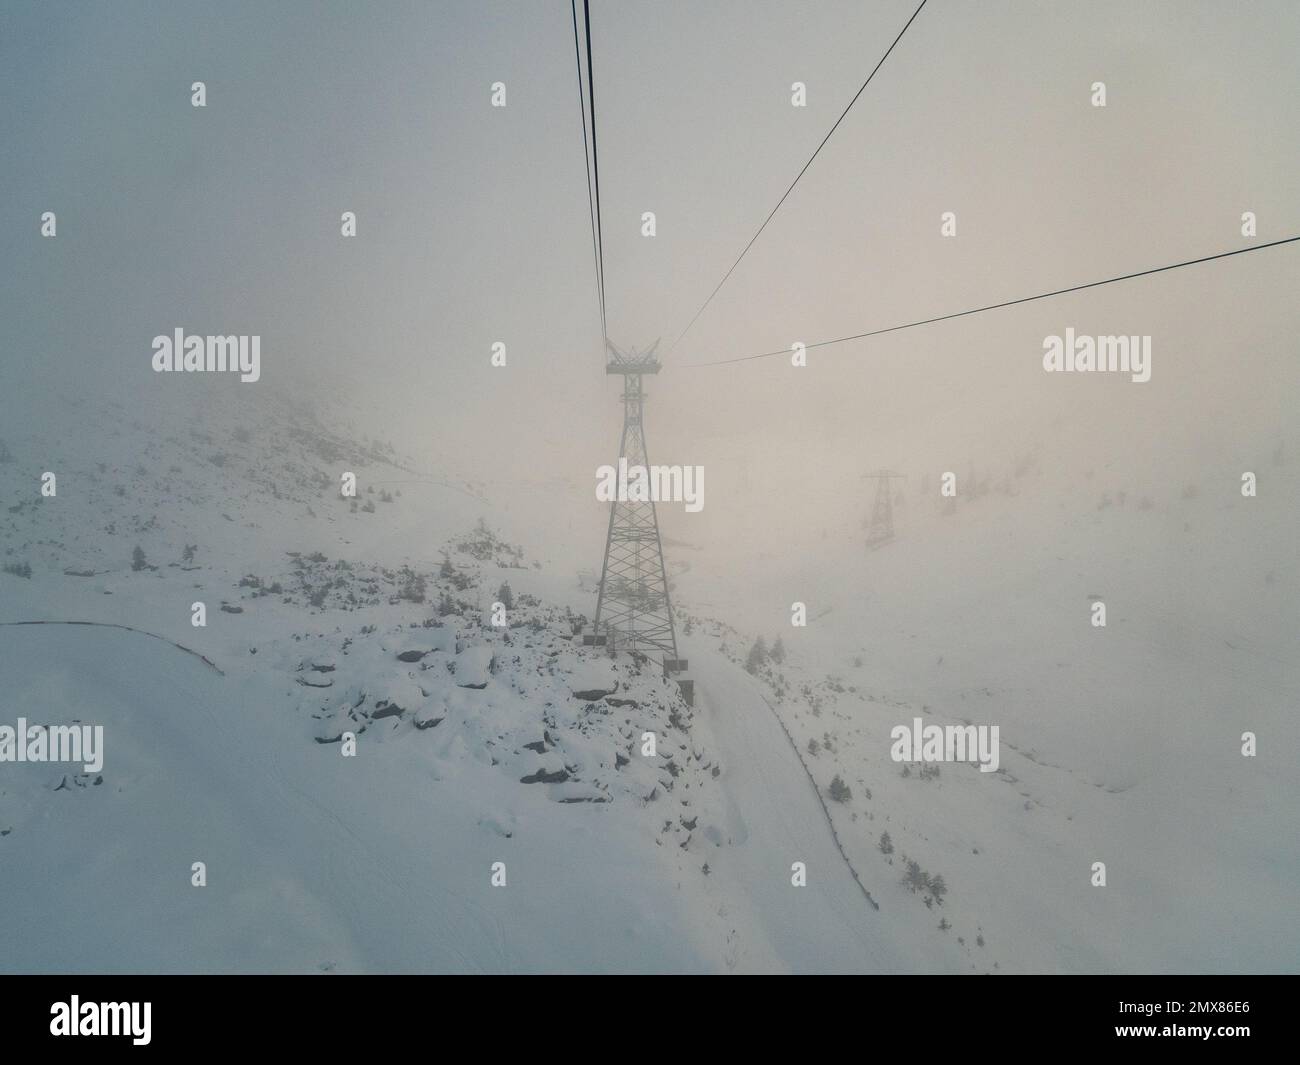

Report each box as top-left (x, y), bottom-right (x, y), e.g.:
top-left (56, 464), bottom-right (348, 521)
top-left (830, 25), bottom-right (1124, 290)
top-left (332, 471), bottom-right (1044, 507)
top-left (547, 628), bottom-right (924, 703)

top-left (3, 0), bottom-right (1297, 569)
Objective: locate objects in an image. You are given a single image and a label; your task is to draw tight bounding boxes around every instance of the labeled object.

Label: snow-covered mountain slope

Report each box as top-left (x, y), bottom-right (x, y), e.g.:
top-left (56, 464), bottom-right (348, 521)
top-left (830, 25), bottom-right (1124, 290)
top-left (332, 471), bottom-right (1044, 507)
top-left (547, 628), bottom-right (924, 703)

top-left (1, 383), bottom-right (1294, 972)
top-left (0, 384), bottom-right (918, 972)
top-left (673, 422), bottom-right (1300, 973)
top-left (0, 622), bottom-right (716, 973)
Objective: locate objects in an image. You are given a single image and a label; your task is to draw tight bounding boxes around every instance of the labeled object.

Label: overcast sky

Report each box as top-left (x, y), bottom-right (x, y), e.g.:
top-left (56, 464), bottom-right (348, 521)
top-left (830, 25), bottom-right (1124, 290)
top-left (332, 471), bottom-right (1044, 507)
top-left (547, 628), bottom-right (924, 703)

top-left (2, 0), bottom-right (1297, 556)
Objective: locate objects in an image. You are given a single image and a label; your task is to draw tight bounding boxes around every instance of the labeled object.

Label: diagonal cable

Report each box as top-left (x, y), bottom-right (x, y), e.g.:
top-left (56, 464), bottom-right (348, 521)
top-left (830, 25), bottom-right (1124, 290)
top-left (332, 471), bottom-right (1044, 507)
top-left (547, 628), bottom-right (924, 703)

top-left (571, 0), bottom-right (605, 341)
top-left (584, 0), bottom-right (608, 343)
top-left (687, 236), bottom-right (1300, 366)
top-left (668, 0), bottom-right (929, 357)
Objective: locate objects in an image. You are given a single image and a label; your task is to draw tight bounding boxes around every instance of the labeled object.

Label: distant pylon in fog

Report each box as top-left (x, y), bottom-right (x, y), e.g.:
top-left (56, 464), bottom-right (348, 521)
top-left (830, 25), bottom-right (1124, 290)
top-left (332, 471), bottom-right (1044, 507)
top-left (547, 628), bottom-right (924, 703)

top-left (864, 469), bottom-right (906, 549)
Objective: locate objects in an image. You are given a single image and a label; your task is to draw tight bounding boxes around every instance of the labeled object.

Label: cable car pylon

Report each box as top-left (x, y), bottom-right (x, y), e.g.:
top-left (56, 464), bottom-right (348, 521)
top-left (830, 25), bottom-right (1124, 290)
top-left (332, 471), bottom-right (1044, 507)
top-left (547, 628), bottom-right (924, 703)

top-left (584, 340), bottom-right (692, 706)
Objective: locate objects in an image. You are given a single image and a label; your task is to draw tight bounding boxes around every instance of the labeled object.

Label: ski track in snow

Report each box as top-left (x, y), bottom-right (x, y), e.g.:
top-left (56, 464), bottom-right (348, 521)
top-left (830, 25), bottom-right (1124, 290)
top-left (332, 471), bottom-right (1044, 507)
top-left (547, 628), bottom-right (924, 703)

top-left (688, 651), bottom-right (905, 972)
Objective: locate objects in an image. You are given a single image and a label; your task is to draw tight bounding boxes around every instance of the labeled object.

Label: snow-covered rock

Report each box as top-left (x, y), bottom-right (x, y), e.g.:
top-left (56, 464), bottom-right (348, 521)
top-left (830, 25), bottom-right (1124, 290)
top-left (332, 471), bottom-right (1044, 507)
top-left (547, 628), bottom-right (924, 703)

top-left (452, 645), bottom-right (494, 689)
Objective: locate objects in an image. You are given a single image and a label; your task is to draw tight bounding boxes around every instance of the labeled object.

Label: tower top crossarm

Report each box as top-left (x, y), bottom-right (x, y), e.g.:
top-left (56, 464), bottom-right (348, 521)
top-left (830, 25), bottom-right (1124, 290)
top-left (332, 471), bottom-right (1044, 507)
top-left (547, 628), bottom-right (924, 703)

top-left (606, 338), bottom-right (661, 375)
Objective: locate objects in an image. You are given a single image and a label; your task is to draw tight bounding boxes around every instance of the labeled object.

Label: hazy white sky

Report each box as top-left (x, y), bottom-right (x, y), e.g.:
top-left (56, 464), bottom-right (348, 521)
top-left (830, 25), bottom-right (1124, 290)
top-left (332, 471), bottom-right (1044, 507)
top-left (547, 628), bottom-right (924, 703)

top-left (2, 0), bottom-right (1297, 554)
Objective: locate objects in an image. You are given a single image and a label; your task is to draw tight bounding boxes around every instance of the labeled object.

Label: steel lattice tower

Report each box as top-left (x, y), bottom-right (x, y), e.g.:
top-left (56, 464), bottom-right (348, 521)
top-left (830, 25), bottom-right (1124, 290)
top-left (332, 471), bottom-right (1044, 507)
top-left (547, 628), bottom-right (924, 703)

top-left (590, 341), bottom-right (681, 665)
top-left (865, 469), bottom-right (905, 549)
